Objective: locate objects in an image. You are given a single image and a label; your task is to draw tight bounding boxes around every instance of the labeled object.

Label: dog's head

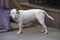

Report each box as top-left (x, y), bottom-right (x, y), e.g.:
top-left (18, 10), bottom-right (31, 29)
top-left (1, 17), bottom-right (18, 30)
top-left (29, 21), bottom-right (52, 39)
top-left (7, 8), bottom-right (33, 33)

top-left (10, 9), bottom-right (18, 20)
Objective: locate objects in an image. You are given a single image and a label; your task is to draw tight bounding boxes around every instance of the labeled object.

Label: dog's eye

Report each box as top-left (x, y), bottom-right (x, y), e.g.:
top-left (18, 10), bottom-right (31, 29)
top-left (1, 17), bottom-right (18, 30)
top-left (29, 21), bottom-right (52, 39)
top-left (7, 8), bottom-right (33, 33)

top-left (16, 13), bottom-right (17, 14)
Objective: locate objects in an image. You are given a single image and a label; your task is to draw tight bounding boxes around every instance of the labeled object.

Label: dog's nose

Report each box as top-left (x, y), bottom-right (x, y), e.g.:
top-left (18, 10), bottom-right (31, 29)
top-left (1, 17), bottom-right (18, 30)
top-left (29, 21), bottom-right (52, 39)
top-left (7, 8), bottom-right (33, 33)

top-left (15, 16), bottom-right (17, 19)
top-left (14, 17), bottom-right (17, 19)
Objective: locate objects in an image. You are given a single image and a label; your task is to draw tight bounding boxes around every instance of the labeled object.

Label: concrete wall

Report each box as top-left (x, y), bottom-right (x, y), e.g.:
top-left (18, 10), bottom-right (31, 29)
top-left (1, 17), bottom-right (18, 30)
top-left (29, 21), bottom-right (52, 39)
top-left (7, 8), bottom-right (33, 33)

top-left (45, 11), bottom-right (60, 29)
top-left (10, 0), bottom-right (28, 8)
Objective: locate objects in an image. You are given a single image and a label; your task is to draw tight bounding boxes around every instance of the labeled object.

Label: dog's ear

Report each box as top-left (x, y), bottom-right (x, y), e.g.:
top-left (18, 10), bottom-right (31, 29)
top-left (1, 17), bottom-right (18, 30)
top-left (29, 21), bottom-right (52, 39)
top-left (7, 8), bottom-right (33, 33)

top-left (17, 11), bottom-right (20, 14)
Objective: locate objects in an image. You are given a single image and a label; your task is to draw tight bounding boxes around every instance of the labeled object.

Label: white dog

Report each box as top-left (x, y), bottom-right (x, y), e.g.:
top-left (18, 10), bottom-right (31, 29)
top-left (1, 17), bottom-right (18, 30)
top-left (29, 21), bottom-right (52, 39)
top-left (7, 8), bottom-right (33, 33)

top-left (10, 9), bottom-right (54, 34)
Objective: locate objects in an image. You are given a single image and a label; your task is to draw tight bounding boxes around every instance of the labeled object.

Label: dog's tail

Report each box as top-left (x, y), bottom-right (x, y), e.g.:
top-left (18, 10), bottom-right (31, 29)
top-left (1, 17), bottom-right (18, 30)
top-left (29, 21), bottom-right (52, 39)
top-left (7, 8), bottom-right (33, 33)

top-left (43, 10), bottom-right (54, 21)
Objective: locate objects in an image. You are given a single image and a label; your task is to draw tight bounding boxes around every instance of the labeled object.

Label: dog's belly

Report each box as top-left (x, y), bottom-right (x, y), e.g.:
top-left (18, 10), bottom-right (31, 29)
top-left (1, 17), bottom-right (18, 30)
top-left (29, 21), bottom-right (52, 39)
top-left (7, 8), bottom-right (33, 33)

top-left (23, 18), bottom-right (36, 24)
top-left (23, 18), bottom-right (40, 25)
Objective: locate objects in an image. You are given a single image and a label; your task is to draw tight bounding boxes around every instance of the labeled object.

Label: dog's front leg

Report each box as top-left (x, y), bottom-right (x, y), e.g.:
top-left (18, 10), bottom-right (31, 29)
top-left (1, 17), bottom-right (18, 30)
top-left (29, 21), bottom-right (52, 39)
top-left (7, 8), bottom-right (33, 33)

top-left (17, 16), bottom-right (23, 34)
top-left (17, 22), bottom-right (23, 34)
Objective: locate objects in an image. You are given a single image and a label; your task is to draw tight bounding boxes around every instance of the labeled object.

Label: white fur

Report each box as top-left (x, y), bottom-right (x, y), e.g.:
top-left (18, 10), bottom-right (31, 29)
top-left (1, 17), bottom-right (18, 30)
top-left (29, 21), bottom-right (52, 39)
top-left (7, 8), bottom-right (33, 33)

top-left (10, 9), bottom-right (54, 34)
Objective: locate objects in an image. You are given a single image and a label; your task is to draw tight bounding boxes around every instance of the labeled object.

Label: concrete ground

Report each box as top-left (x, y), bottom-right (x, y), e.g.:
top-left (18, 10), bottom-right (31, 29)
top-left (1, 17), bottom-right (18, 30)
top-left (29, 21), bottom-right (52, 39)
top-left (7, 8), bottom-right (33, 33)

top-left (0, 23), bottom-right (60, 40)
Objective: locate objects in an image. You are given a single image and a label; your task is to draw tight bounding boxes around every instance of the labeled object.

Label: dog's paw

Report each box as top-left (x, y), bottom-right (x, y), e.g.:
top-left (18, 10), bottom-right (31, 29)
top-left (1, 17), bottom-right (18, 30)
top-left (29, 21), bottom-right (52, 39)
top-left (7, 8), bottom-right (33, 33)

top-left (17, 31), bottom-right (23, 34)
top-left (43, 31), bottom-right (48, 34)
top-left (17, 32), bottom-right (21, 34)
